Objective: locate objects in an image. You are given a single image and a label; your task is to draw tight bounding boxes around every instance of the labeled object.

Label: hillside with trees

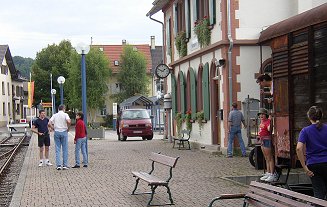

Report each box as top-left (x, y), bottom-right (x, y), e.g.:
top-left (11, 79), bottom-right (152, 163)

top-left (12, 56), bottom-right (34, 78)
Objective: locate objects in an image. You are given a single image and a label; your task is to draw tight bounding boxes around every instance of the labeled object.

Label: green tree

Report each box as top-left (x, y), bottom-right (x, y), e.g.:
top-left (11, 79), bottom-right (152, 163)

top-left (12, 56), bottom-right (34, 78)
top-left (67, 47), bottom-right (111, 122)
top-left (31, 40), bottom-right (73, 105)
top-left (113, 45), bottom-right (149, 103)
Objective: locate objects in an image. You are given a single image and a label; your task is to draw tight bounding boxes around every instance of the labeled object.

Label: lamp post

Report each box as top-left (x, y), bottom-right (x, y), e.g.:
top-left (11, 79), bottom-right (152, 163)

top-left (51, 89), bottom-right (56, 114)
top-left (75, 42), bottom-right (90, 126)
top-left (57, 76), bottom-right (65, 105)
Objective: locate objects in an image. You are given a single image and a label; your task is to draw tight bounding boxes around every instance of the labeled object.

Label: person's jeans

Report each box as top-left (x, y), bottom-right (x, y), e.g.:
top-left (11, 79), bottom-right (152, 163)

top-left (308, 162), bottom-right (327, 200)
top-left (54, 131), bottom-right (69, 167)
top-left (227, 126), bottom-right (246, 156)
top-left (75, 137), bottom-right (88, 166)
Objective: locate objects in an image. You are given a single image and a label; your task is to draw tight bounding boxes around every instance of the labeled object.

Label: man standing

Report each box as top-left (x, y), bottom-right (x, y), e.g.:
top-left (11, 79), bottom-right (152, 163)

top-left (48, 105), bottom-right (71, 170)
top-left (227, 102), bottom-right (247, 157)
top-left (31, 110), bottom-right (52, 167)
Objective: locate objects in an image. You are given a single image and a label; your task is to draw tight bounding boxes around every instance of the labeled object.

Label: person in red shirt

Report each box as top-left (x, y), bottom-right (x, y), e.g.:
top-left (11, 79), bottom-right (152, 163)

top-left (72, 112), bottom-right (88, 168)
top-left (257, 108), bottom-right (276, 182)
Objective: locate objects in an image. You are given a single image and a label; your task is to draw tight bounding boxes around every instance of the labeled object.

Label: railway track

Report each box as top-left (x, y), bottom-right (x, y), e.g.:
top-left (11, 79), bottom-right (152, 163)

top-left (0, 134), bottom-right (30, 207)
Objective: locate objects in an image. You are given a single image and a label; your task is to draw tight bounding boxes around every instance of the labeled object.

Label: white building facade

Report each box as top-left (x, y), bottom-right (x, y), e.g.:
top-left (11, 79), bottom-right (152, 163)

top-left (147, 0), bottom-right (327, 153)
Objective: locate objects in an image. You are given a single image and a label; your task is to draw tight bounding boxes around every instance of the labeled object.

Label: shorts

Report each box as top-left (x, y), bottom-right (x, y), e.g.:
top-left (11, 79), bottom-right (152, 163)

top-left (38, 134), bottom-right (50, 147)
top-left (261, 139), bottom-right (271, 148)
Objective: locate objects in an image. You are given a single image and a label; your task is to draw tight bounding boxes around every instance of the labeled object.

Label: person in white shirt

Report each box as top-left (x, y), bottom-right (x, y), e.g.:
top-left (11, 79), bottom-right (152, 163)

top-left (48, 104), bottom-right (71, 170)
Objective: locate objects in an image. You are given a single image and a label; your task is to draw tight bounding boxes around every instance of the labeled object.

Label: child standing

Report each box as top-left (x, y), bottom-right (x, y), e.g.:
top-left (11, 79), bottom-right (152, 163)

top-left (72, 112), bottom-right (88, 168)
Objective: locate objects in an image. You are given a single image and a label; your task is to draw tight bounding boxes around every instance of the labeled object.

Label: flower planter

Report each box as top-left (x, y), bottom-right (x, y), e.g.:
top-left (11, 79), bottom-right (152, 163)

top-left (87, 127), bottom-right (105, 139)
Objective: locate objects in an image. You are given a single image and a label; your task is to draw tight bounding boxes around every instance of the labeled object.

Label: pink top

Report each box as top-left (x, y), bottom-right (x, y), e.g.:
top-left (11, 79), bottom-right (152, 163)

top-left (259, 119), bottom-right (271, 138)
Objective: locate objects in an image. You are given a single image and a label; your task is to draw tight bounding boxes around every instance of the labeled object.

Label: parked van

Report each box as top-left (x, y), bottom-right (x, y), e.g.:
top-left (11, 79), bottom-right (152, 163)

top-left (117, 109), bottom-right (153, 141)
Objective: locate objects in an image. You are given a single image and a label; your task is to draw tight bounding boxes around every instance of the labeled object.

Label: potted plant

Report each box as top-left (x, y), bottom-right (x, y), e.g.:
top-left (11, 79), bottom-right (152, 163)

top-left (194, 16), bottom-right (211, 48)
top-left (175, 31), bottom-right (187, 57)
top-left (196, 111), bottom-right (205, 135)
top-left (185, 109), bottom-right (192, 131)
top-left (175, 112), bottom-right (183, 137)
top-left (87, 122), bottom-right (105, 139)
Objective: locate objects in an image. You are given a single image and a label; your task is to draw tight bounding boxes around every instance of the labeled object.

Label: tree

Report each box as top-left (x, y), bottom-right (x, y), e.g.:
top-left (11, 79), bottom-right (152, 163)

top-left (12, 56), bottom-right (34, 78)
top-left (67, 47), bottom-right (111, 122)
top-left (113, 45), bottom-right (149, 103)
top-left (31, 40), bottom-right (74, 105)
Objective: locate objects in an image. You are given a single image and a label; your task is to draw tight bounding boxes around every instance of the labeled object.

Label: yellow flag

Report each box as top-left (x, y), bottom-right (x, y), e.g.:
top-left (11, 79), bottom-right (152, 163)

top-left (27, 81), bottom-right (34, 108)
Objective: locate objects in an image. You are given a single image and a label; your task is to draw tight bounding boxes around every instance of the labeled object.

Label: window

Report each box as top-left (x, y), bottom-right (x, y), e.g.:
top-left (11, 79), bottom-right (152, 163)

top-left (156, 79), bottom-right (164, 94)
top-left (16, 86), bottom-right (20, 96)
top-left (114, 60), bottom-right (119, 66)
top-left (166, 17), bottom-right (172, 57)
top-left (7, 83), bottom-right (10, 95)
top-left (2, 82), bottom-right (4, 95)
top-left (1, 65), bottom-right (8, 74)
top-left (3, 102), bottom-right (5, 115)
top-left (16, 103), bottom-right (20, 115)
top-left (193, 0), bottom-right (216, 25)
top-left (100, 106), bottom-right (106, 116)
top-left (8, 103), bottom-right (10, 116)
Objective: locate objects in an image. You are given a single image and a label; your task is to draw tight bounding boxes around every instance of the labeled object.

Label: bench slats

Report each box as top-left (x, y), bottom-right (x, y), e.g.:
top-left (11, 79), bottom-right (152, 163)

top-left (132, 171), bottom-right (167, 185)
top-left (150, 152), bottom-right (179, 167)
top-left (246, 192), bottom-right (290, 207)
top-left (248, 186), bottom-right (309, 207)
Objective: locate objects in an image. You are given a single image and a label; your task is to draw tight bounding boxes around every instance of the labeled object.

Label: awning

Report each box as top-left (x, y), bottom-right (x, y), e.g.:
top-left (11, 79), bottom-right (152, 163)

top-left (146, 0), bottom-right (170, 17)
top-left (259, 3), bottom-right (327, 43)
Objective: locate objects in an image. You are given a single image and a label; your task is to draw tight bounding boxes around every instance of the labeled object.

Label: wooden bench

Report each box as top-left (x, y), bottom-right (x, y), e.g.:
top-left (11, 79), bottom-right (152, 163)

top-left (132, 152), bottom-right (180, 206)
top-left (172, 129), bottom-right (191, 150)
top-left (208, 181), bottom-right (327, 207)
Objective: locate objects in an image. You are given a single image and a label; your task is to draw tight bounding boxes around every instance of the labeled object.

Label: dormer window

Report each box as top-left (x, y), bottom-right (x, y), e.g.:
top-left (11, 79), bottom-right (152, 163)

top-left (114, 60), bottom-right (119, 66)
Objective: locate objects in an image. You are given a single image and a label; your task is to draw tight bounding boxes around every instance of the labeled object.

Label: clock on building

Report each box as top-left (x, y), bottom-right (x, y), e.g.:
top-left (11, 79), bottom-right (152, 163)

top-left (155, 64), bottom-right (170, 79)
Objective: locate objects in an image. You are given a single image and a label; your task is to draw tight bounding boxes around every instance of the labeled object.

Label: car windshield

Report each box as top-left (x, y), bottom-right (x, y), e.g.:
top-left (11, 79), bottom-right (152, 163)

top-left (122, 110), bottom-right (150, 120)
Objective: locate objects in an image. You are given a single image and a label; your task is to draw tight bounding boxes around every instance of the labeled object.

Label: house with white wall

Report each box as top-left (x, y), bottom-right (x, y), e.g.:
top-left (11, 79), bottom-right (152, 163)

top-left (147, 0), bottom-right (327, 154)
top-left (0, 45), bottom-right (26, 127)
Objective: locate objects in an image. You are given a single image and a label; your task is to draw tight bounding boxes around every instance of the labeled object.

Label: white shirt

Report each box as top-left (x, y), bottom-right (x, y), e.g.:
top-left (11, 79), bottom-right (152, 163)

top-left (50, 110), bottom-right (71, 132)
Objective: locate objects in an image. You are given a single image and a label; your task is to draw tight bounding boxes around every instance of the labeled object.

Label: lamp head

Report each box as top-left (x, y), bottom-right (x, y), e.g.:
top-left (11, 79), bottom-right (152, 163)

top-left (215, 59), bottom-right (226, 67)
top-left (51, 89), bottom-right (57, 95)
top-left (76, 42), bottom-right (90, 55)
top-left (57, 76), bottom-right (65, 84)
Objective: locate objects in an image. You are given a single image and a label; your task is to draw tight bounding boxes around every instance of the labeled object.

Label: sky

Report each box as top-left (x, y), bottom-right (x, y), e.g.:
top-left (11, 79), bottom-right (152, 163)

top-left (0, 0), bottom-right (163, 59)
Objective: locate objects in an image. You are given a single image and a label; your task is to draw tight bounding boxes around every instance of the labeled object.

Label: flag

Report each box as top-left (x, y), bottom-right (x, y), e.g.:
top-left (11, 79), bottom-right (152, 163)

top-left (28, 81), bottom-right (35, 108)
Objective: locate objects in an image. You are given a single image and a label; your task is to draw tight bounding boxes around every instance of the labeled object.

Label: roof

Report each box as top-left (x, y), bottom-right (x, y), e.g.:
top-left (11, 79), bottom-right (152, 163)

top-left (120, 95), bottom-right (153, 108)
top-left (0, 45), bottom-right (26, 82)
top-left (151, 46), bottom-right (163, 74)
top-left (146, 0), bottom-right (170, 17)
top-left (93, 44), bottom-right (152, 74)
top-left (259, 3), bottom-right (327, 43)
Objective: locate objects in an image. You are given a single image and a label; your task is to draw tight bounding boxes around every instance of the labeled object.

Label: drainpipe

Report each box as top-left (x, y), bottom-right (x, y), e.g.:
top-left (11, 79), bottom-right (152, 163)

top-left (227, 0), bottom-right (233, 107)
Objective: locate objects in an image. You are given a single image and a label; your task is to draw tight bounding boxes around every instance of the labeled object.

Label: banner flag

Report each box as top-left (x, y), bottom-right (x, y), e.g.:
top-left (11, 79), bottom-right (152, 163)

top-left (28, 81), bottom-right (35, 108)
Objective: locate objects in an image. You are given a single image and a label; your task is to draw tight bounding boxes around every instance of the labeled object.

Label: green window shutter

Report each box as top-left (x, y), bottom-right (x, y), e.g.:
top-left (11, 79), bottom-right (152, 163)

top-left (171, 75), bottom-right (177, 117)
top-left (173, 3), bottom-right (178, 37)
top-left (202, 63), bottom-right (210, 120)
top-left (185, 0), bottom-right (191, 38)
top-left (189, 67), bottom-right (197, 120)
top-left (209, 0), bottom-right (216, 25)
top-left (179, 71), bottom-right (186, 115)
top-left (192, 0), bottom-right (197, 23)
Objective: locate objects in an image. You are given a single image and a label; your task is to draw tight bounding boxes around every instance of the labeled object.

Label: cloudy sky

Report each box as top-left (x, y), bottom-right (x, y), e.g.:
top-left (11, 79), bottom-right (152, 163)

top-left (0, 0), bottom-right (163, 58)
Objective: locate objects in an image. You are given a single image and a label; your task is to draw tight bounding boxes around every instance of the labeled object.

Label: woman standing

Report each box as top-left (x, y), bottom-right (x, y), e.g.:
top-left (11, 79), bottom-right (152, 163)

top-left (258, 108), bottom-right (277, 182)
top-left (296, 106), bottom-right (327, 200)
top-left (72, 112), bottom-right (88, 168)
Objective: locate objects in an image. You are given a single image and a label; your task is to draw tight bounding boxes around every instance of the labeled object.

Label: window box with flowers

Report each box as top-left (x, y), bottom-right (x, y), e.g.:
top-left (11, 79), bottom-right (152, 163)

top-left (196, 111), bottom-right (205, 135)
top-left (193, 16), bottom-right (211, 48)
top-left (175, 31), bottom-right (187, 57)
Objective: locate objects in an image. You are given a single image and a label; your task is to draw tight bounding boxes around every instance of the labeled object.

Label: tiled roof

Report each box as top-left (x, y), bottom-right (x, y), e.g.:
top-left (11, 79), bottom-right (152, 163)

top-left (93, 44), bottom-right (152, 74)
top-left (0, 45), bottom-right (9, 63)
top-left (0, 45), bottom-right (25, 81)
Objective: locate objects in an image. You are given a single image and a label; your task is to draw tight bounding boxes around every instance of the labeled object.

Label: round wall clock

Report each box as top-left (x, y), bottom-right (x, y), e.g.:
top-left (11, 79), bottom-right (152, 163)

top-left (155, 64), bottom-right (170, 79)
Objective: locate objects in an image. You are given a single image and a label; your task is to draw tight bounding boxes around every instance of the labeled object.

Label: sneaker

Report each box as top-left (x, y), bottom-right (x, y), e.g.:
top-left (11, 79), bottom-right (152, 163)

top-left (45, 161), bottom-right (53, 166)
top-left (265, 174), bottom-right (278, 182)
top-left (38, 161), bottom-right (44, 167)
top-left (62, 166), bottom-right (69, 170)
top-left (72, 165), bottom-right (80, 168)
top-left (260, 173), bottom-right (270, 181)
top-left (56, 166), bottom-right (62, 170)
top-left (83, 165), bottom-right (88, 168)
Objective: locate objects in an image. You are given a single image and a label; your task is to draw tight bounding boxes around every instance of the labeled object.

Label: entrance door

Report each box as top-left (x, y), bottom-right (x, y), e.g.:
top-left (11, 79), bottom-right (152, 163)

top-left (210, 63), bottom-right (220, 145)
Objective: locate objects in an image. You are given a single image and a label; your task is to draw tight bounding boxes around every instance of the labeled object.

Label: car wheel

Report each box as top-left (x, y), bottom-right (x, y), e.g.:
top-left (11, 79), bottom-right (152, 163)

top-left (119, 131), bottom-right (127, 141)
top-left (147, 135), bottom-right (153, 140)
top-left (142, 137), bottom-right (147, 140)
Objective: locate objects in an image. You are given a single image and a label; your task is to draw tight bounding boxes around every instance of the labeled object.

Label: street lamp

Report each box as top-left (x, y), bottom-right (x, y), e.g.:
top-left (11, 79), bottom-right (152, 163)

top-left (57, 76), bottom-right (65, 105)
top-left (51, 89), bottom-right (56, 114)
top-left (75, 42), bottom-right (90, 126)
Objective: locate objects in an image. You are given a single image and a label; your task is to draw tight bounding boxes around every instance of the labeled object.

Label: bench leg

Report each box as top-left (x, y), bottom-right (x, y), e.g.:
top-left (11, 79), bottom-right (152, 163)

top-left (165, 185), bottom-right (174, 205)
top-left (187, 141), bottom-right (190, 150)
top-left (173, 139), bottom-right (176, 148)
top-left (147, 185), bottom-right (158, 206)
top-left (132, 178), bottom-right (140, 195)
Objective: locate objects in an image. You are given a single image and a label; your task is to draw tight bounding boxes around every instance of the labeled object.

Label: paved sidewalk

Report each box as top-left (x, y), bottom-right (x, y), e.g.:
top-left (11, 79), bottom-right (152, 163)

top-left (9, 129), bottom-right (263, 207)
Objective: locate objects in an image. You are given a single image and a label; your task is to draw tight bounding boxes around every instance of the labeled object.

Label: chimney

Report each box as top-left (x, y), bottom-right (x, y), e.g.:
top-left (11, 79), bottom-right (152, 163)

top-left (122, 39), bottom-right (126, 45)
top-left (150, 36), bottom-right (155, 50)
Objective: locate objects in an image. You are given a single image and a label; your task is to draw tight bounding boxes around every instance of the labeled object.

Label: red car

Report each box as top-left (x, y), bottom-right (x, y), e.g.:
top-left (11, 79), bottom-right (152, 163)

top-left (117, 109), bottom-right (153, 141)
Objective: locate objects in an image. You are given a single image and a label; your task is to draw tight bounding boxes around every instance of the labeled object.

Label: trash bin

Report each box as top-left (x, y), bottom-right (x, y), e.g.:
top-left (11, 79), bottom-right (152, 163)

top-left (113, 118), bottom-right (116, 131)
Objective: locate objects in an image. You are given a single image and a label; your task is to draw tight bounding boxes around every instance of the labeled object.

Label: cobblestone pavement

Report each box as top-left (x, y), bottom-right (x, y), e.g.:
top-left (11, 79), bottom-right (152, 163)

top-left (9, 129), bottom-right (264, 207)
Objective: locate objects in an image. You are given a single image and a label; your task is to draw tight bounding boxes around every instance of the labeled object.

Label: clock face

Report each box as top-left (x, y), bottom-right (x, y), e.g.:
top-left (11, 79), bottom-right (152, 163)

top-left (155, 64), bottom-right (170, 78)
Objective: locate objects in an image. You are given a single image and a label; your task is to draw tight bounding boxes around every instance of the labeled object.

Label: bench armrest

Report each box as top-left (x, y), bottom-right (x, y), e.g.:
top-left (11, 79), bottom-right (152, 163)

top-left (208, 193), bottom-right (245, 207)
